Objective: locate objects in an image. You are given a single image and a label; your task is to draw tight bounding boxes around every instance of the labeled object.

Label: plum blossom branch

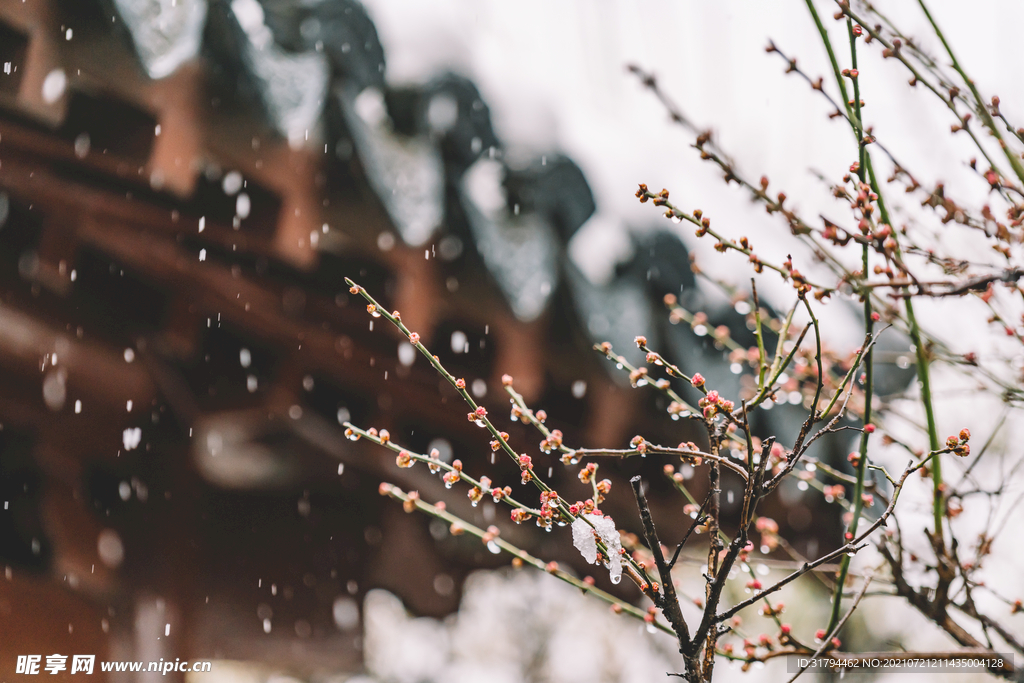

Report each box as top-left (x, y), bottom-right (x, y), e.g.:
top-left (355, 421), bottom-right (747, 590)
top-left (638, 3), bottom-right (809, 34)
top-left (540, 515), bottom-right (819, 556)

top-left (378, 483), bottom-right (675, 635)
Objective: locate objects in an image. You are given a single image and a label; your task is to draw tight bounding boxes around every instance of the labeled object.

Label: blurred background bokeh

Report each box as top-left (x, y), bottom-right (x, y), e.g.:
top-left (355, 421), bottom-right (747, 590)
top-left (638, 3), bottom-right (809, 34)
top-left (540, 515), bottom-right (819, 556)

top-left (0, 1), bottom-right (1021, 681)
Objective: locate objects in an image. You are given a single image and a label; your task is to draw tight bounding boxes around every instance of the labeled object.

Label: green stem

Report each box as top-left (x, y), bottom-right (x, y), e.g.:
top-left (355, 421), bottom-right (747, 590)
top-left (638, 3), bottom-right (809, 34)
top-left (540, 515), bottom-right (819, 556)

top-left (825, 17), bottom-right (874, 637)
top-left (905, 298), bottom-right (944, 541)
top-left (801, 297), bottom-right (824, 420)
top-left (752, 281), bottom-right (769, 390)
top-left (864, 149), bottom-right (945, 546)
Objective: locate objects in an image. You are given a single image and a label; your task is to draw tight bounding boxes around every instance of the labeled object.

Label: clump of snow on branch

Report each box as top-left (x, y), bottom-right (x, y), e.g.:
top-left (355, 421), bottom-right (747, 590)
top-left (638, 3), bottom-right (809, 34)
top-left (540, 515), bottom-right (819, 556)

top-left (571, 513), bottom-right (622, 582)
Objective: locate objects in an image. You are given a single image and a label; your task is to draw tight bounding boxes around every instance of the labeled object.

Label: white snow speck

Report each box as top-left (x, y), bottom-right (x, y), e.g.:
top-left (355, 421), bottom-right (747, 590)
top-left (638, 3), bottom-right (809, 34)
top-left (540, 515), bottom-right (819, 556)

top-left (397, 342), bottom-right (416, 367)
top-left (74, 133), bottom-right (90, 159)
top-left (122, 427), bottom-right (142, 451)
top-left (222, 171), bottom-right (243, 195)
top-left (235, 193), bottom-right (251, 219)
top-left (450, 330), bottom-right (468, 354)
top-left (42, 69), bottom-right (66, 103)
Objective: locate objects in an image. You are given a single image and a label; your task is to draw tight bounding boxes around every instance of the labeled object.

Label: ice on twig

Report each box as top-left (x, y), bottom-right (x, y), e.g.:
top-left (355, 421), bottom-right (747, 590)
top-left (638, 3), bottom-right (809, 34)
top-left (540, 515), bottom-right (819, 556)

top-left (571, 513), bottom-right (623, 583)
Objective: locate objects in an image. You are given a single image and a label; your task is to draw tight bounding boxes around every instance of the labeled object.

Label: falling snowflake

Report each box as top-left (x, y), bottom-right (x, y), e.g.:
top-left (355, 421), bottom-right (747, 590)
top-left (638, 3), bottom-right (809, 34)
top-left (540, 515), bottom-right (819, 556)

top-left (122, 427), bottom-right (142, 451)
